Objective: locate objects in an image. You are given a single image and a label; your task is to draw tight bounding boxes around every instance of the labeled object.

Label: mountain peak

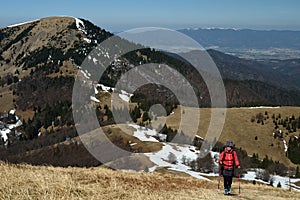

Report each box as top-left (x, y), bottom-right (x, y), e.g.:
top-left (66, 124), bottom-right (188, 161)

top-left (0, 16), bottom-right (82, 73)
top-left (3, 16), bottom-right (78, 29)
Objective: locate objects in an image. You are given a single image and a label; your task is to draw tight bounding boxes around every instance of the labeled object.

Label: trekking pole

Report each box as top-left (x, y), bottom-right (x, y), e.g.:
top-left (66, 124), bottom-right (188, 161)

top-left (217, 169), bottom-right (221, 192)
top-left (238, 173), bottom-right (242, 197)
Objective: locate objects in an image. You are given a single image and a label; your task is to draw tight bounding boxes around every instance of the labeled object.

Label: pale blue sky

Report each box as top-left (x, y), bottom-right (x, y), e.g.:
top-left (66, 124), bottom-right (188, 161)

top-left (1, 0), bottom-right (300, 32)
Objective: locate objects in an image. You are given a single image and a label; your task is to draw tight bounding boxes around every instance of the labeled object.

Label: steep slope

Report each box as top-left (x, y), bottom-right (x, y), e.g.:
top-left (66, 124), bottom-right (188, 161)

top-left (0, 17), bottom-right (111, 113)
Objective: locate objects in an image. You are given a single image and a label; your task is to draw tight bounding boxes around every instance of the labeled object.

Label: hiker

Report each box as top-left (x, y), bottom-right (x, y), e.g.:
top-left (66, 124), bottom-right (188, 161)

top-left (219, 141), bottom-right (240, 195)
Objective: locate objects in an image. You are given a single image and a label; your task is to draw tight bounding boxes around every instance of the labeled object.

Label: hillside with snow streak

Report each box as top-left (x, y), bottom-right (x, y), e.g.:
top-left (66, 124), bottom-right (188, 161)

top-left (126, 124), bottom-right (300, 192)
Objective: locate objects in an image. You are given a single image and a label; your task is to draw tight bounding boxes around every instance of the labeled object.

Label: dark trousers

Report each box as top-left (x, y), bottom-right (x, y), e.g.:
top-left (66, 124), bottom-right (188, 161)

top-left (222, 168), bottom-right (234, 190)
top-left (223, 176), bottom-right (233, 190)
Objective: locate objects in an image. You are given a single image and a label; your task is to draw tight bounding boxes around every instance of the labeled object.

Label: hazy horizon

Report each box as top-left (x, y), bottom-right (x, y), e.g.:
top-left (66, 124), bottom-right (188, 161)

top-left (1, 0), bottom-right (300, 32)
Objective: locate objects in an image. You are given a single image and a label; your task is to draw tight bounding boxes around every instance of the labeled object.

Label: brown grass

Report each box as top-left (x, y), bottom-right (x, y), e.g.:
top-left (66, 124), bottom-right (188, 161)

top-left (15, 109), bottom-right (35, 121)
top-left (0, 162), bottom-right (299, 200)
top-left (103, 124), bottom-right (163, 153)
top-left (47, 60), bottom-right (79, 78)
top-left (0, 87), bottom-right (14, 113)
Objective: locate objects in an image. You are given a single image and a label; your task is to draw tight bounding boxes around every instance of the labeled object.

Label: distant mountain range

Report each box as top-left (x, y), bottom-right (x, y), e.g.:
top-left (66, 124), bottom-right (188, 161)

top-left (207, 49), bottom-right (300, 90)
top-left (179, 28), bottom-right (300, 59)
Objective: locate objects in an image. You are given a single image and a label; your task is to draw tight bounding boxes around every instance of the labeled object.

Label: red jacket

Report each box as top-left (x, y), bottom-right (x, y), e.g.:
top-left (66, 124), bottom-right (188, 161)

top-left (219, 149), bottom-right (240, 169)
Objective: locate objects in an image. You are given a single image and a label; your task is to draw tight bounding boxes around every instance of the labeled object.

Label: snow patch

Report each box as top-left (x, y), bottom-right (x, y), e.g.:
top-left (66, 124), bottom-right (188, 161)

top-left (83, 38), bottom-right (91, 43)
top-left (0, 128), bottom-right (10, 142)
top-left (118, 94), bottom-right (130, 103)
top-left (118, 90), bottom-right (133, 103)
top-left (242, 170), bottom-right (300, 191)
top-left (79, 69), bottom-right (92, 79)
top-left (0, 109), bottom-right (23, 145)
top-left (7, 116), bottom-right (22, 129)
top-left (283, 140), bottom-right (288, 152)
top-left (94, 86), bottom-right (99, 95)
top-left (74, 18), bottom-right (87, 34)
top-left (97, 84), bottom-right (114, 92)
top-left (129, 124), bottom-right (160, 142)
top-left (130, 143), bottom-right (137, 146)
top-left (92, 57), bottom-right (98, 64)
top-left (9, 109), bottom-right (16, 115)
top-left (234, 106), bottom-right (281, 109)
top-left (128, 124), bottom-right (211, 180)
top-left (90, 96), bottom-right (100, 103)
top-left (168, 165), bottom-right (211, 181)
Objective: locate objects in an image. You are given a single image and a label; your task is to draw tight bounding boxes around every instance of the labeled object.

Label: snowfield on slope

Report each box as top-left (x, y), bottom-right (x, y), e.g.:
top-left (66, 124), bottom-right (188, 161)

top-left (129, 124), bottom-right (215, 181)
top-left (0, 109), bottom-right (23, 145)
top-left (243, 170), bottom-right (300, 191)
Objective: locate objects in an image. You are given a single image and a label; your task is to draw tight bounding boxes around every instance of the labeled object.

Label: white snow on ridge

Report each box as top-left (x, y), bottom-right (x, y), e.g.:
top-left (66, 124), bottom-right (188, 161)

top-left (7, 19), bottom-right (39, 28)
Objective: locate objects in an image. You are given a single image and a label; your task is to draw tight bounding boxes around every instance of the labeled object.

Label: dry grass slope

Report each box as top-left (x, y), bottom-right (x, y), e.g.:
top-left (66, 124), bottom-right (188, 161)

top-left (166, 106), bottom-right (300, 167)
top-left (0, 162), bottom-right (300, 200)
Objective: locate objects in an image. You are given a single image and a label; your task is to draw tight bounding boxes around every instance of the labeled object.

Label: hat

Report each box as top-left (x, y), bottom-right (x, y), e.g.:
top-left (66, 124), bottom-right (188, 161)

top-left (226, 141), bottom-right (233, 147)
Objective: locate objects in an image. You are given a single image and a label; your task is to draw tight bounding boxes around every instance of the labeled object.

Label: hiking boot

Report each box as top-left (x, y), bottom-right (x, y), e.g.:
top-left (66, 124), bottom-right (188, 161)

top-left (224, 189), bottom-right (229, 195)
